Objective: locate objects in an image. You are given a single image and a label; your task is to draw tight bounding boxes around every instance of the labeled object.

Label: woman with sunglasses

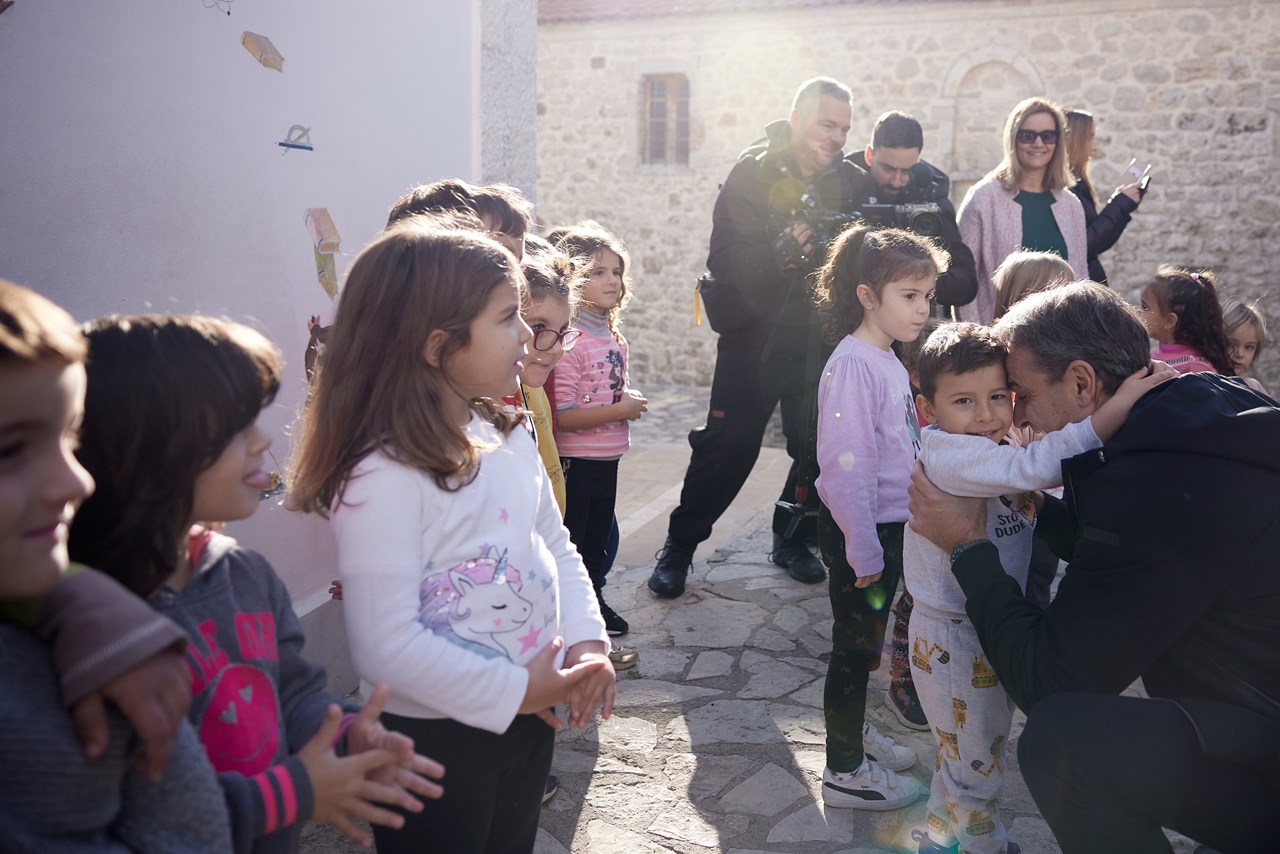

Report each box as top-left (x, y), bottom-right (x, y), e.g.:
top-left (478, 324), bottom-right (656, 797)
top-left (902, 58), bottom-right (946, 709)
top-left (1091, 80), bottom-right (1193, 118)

top-left (957, 97), bottom-right (1087, 324)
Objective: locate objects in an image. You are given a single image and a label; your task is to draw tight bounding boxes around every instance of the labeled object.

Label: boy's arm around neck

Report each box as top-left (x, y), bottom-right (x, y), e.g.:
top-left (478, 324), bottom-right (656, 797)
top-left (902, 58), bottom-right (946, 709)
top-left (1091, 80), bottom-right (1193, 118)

top-left (921, 419), bottom-right (1100, 497)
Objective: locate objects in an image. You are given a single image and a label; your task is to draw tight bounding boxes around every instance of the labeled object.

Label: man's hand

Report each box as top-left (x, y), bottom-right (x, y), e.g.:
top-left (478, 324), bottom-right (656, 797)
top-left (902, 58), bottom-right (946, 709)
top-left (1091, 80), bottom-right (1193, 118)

top-left (854, 571), bottom-right (882, 589)
top-left (907, 461), bottom-right (988, 552)
top-left (72, 648), bottom-right (192, 780)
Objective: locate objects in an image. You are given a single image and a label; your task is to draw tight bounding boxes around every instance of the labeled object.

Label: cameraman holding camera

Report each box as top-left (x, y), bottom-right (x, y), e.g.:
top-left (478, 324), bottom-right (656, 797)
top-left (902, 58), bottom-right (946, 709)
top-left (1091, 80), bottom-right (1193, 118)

top-left (648, 77), bottom-right (875, 599)
top-left (847, 111), bottom-right (978, 314)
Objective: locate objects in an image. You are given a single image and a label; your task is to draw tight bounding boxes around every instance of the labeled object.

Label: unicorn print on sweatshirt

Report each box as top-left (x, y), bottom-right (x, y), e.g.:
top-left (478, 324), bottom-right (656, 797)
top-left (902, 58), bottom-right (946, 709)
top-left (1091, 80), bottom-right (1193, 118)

top-left (418, 545), bottom-right (536, 660)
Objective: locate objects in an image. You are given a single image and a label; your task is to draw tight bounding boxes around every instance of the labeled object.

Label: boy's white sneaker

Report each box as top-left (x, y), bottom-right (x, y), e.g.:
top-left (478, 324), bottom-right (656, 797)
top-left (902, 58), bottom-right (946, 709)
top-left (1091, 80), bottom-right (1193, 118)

top-left (822, 761), bottom-right (926, 811)
top-left (863, 721), bottom-right (916, 771)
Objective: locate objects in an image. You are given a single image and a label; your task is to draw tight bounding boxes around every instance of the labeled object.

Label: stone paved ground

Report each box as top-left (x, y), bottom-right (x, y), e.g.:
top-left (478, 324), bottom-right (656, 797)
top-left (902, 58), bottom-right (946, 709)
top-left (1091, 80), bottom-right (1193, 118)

top-left (301, 386), bottom-right (1203, 853)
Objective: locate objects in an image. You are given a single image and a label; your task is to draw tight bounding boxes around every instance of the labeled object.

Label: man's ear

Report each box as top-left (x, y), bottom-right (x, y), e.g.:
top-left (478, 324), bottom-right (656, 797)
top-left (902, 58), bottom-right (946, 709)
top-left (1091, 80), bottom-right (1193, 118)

top-left (864, 144), bottom-right (876, 168)
top-left (916, 392), bottom-right (937, 425)
top-left (421, 329), bottom-right (450, 368)
top-left (1065, 359), bottom-right (1101, 407)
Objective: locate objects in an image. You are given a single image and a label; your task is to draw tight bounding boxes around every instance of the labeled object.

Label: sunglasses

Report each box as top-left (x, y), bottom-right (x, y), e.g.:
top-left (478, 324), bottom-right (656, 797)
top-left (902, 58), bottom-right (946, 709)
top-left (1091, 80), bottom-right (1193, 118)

top-left (532, 327), bottom-right (581, 352)
top-left (1016, 129), bottom-right (1059, 145)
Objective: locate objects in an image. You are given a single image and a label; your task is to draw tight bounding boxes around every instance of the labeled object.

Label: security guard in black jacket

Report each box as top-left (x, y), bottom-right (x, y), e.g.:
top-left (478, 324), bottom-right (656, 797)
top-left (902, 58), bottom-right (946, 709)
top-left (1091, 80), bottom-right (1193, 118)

top-left (648, 77), bottom-right (876, 598)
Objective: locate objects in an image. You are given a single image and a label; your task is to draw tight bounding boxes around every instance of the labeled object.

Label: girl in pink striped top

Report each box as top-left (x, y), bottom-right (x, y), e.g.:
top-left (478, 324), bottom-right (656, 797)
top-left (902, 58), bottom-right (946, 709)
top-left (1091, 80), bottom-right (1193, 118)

top-left (553, 223), bottom-right (648, 638)
top-left (1139, 266), bottom-right (1234, 375)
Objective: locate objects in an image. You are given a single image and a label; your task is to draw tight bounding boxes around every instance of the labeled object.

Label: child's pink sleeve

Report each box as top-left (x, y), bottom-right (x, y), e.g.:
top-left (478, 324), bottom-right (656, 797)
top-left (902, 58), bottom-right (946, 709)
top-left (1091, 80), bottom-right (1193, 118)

top-left (554, 345), bottom-right (585, 412)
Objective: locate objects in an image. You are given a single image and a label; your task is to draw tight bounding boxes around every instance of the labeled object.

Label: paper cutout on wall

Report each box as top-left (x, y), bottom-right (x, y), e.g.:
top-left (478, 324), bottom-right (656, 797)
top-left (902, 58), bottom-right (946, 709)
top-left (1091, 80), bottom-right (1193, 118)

top-left (278, 125), bottom-right (312, 152)
top-left (305, 208), bottom-right (341, 254)
top-left (305, 208), bottom-right (341, 299)
top-left (241, 32), bottom-right (284, 71)
top-left (313, 247), bottom-right (338, 299)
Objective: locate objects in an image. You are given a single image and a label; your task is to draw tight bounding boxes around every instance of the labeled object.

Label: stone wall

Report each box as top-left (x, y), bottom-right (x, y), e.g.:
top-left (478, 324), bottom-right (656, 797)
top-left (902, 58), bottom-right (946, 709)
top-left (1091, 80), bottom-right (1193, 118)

top-left (537, 0), bottom-right (1280, 391)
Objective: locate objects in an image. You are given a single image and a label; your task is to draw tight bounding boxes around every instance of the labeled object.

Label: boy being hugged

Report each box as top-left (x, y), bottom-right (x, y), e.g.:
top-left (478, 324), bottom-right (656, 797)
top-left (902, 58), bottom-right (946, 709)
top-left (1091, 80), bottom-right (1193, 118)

top-left (904, 322), bottom-right (1169, 854)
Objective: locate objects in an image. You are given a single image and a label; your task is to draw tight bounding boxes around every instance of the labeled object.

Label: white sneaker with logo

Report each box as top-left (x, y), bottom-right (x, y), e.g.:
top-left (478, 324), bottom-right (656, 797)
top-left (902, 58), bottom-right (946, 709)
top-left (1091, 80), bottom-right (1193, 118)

top-left (862, 721), bottom-right (916, 771)
top-left (822, 761), bottom-right (926, 811)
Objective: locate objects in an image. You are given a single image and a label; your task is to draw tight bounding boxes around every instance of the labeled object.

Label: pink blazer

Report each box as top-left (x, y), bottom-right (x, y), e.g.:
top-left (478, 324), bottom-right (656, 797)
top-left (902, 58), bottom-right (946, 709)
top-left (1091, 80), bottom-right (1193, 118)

top-left (956, 176), bottom-right (1088, 324)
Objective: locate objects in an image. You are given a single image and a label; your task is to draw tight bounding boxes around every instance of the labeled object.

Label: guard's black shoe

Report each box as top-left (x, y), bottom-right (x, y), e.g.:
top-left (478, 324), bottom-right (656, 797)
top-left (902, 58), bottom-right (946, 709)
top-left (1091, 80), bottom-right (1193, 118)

top-left (770, 534), bottom-right (827, 584)
top-left (648, 538), bottom-right (694, 598)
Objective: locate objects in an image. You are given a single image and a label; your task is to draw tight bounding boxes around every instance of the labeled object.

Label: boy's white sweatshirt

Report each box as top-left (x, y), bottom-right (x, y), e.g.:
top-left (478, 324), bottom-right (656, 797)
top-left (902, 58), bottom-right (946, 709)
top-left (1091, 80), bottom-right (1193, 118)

top-left (903, 418), bottom-right (1101, 616)
top-left (330, 416), bottom-right (608, 734)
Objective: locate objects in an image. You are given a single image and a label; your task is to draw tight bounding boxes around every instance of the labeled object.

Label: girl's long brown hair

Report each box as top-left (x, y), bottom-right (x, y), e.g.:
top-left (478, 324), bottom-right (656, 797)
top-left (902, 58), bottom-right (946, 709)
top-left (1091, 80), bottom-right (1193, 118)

top-left (288, 219), bottom-right (520, 516)
top-left (1064, 109), bottom-right (1097, 203)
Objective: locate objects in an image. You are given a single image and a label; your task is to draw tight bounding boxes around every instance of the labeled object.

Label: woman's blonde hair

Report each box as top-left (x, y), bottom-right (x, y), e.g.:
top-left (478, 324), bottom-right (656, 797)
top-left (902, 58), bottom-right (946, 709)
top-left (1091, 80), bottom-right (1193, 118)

top-left (289, 218), bottom-right (521, 515)
top-left (992, 251), bottom-right (1076, 320)
top-left (1064, 109), bottom-right (1096, 203)
top-left (992, 97), bottom-right (1073, 193)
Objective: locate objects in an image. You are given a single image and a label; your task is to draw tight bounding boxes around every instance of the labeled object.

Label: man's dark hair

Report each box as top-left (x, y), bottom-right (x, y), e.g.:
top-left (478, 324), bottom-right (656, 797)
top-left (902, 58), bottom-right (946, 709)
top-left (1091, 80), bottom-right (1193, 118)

top-left (992, 282), bottom-right (1149, 396)
top-left (871, 111), bottom-right (923, 152)
top-left (916, 322), bottom-right (1006, 401)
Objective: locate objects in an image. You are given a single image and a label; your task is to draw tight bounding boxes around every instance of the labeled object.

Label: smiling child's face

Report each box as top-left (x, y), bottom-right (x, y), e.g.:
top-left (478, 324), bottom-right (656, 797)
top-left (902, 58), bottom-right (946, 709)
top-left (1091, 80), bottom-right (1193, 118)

top-left (519, 296), bottom-right (573, 390)
top-left (0, 358), bottom-right (95, 597)
top-left (918, 363), bottom-right (1014, 443)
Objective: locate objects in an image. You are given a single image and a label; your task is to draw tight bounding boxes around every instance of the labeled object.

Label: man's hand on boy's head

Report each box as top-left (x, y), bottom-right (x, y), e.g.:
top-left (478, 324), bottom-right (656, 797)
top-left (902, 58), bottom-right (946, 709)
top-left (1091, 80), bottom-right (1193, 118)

top-left (72, 649), bottom-right (192, 779)
top-left (907, 461), bottom-right (988, 552)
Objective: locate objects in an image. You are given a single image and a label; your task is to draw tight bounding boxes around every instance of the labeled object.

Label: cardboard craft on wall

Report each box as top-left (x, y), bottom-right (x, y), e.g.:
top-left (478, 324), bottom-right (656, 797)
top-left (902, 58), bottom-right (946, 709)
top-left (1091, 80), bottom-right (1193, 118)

top-left (241, 32), bottom-right (284, 71)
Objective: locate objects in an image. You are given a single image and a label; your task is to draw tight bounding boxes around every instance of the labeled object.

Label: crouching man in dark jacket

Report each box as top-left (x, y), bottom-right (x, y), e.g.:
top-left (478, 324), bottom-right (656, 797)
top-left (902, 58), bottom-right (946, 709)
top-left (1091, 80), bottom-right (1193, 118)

top-left (909, 282), bottom-right (1280, 854)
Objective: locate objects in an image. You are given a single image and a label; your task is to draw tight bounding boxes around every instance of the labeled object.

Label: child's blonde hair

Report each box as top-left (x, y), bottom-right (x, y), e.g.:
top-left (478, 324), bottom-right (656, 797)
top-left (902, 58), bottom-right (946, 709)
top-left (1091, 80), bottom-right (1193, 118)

top-left (289, 218), bottom-right (522, 514)
top-left (992, 251), bottom-right (1076, 320)
top-left (1222, 298), bottom-right (1268, 362)
top-left (552, 221), bottom-right (631, 335)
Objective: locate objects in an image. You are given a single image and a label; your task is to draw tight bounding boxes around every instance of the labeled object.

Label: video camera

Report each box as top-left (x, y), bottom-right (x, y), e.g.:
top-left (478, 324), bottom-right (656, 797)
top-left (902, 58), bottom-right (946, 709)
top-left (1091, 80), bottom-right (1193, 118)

top-left (858, 162), bottom-right (946, 236)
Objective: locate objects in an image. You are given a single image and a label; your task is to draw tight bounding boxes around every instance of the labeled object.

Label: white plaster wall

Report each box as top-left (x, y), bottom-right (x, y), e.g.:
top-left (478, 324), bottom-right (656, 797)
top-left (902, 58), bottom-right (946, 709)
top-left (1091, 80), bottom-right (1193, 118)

top-left (0, 1), bottom-right (482, 624)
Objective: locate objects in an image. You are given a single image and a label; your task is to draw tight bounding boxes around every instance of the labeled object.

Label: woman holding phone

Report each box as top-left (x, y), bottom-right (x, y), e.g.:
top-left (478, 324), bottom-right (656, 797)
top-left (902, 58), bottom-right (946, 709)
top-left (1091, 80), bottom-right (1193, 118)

top-left (1064, 109), bottom-right (1147, 286)
top-left (956, 97), bottom-right (1087, 323)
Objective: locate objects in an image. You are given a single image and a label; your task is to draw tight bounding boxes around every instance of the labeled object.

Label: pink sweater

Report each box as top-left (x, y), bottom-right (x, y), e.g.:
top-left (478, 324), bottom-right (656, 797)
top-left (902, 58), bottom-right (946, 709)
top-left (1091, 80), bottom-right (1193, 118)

top-left (1153, 342), bottom-right (1217, 374)
top-left (814, 335), bottom-right (921, 577)
top-left (553, 328), bottom-right (631, 459)
top-left (956, 176), bottom-right (1088, 324)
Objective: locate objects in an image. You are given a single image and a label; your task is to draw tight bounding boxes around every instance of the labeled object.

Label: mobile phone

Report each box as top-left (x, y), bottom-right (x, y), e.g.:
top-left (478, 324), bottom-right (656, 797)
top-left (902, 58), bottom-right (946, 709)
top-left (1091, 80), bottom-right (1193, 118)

top-left (1139, 174), bottom-right (1152, 192)
top-left (1124, 158), bottom-right (1151, 183)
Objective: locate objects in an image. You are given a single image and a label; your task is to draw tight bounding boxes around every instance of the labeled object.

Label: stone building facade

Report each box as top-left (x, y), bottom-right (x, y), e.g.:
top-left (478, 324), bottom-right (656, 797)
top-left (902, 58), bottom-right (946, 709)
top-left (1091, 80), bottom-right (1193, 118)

top-left (536, 0), bottom-right (1280, 391)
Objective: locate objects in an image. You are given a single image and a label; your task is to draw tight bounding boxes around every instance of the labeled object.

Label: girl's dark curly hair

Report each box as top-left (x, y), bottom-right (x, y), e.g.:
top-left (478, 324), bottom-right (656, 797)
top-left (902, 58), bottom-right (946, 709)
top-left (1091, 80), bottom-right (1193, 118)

top-left (812, 222), bottom-right (950, 344)
top-left (1147, 265), bottom-right (1233, 375)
